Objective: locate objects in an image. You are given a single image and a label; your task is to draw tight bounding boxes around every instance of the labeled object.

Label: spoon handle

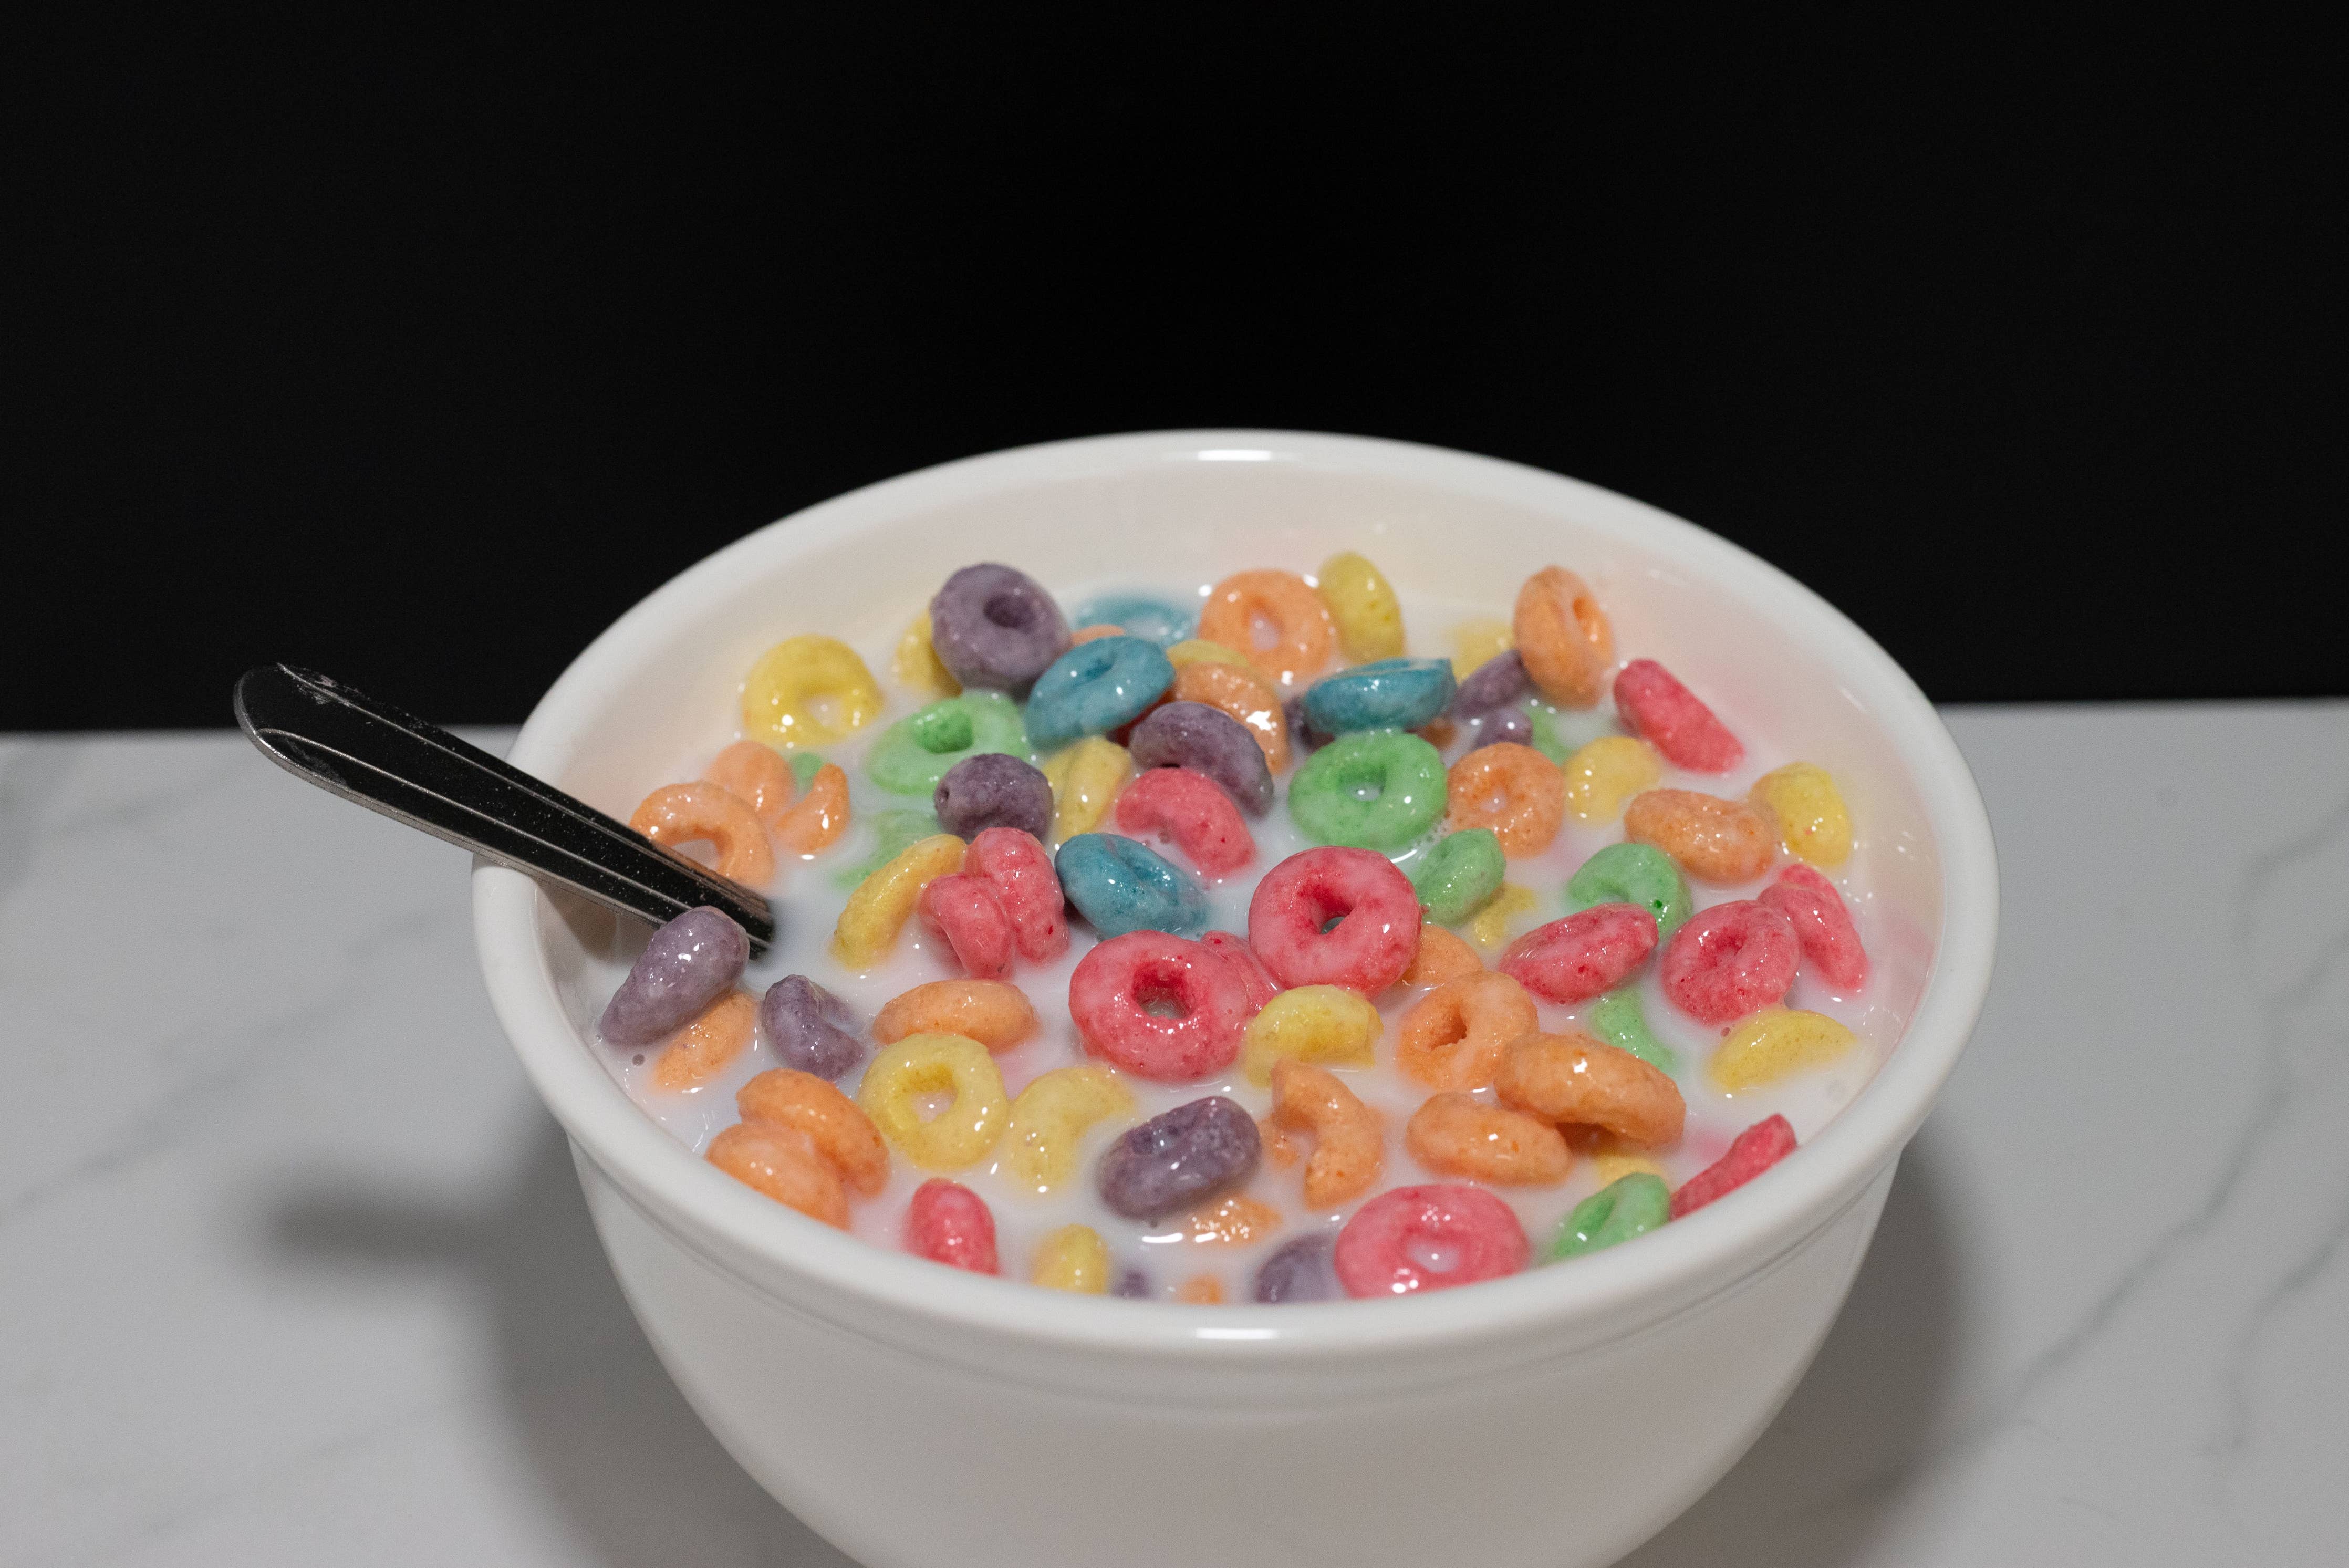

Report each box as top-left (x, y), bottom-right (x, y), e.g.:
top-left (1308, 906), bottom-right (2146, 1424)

top-left (234, 664), bottom-right (775, 955)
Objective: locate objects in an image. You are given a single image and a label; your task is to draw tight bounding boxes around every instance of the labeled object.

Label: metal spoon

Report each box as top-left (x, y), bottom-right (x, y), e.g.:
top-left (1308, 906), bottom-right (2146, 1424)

top-left (234, 664), bottom-right (775, 954)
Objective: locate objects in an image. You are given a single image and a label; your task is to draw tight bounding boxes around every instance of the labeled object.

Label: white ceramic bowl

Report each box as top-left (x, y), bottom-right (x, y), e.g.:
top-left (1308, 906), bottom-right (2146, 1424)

top-left (473, 431), bottom-right (1998, 1568)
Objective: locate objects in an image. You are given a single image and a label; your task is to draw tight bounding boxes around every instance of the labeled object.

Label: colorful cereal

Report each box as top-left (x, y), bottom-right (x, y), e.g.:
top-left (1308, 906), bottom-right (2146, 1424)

top-left (1114, 764), bottom-right (1255, 876)
top-left (1068, 930), bottom-right (1250, 1081)
top-left (1709, 1008), bottom-right (1859, 1092)
top-left (773, 762), bottom-right (850, 855)
top-left (1406, 1093), bottom-right (1573, 1186)
top-left (1588, 987), bottom-right (1679, 1076)
top-left (1614, 659), bottom-right (1744, 772)
top-left (741, 634), bottom-right (885, 749)
top-left (1512, 567), bottom-right (1614, 708)
top-left (1449, 619), bottom-right (1515, 680)
top-left (1670, 1114), bottom-right (1797, 1218)
top-left (759, 974), bottom-right (864, 1080)
top-left (600, 907), bottom-right (750, 1050)
top-left (1246, 846), bottom-right (1421, 993)
top-left (1288, 730), bottom-right (1448, 850)
top-left (867, 691), bottom-right (1030, 796)
top-left (905, 1179), bottom-right (997, 1273)
top-left (963, 826), bottom-right (1071, 962)
top-left (1394, 970), bottom-right (1539, 1091)
top-left (1055, 832), bottom-right (1210, 939)
top-left (1560, 735), bottom-right (1662, 824)
top-left (916, 873), bottom-right (1014, 979)
top-left (1040, 736), bottom-right (1132, 841)
top-left (1196, 568), bottom-right (1335, 688)
top-left (1316, 551), bottom-right (1406, 661)
top-left (629, 782), bottom-right (775, 886)
top-left (1410, 828), bottom-right (1506, 925)
top-left (1005, 1065), bottom-right (1137, 1192)
top-left (1024, 635), bottom-right (1176, 750)
top-left (703, 740), bottom-right (796, 827)
top-left (1168, 662), bottom-right (1290, 772)
top-left (1127, 701), bottom-right (1276, 816)
top-left (737, 1068), bottom-right (891, 1196)
top-left (892, 611), bottom-right (962, 700)
top-left (1401, 921), bottom-right (1483, 985)
top-left (1756, 863), bottom-right (1869, 990)
top-left (872, 978), bottom-right (1040, 1053)
top-left (1095, 1096), bottom-right (1262, 1220)
top-left (1566, 841), bottom-right (1692, 938)
top-left (1495, 1031), bottom-right (1686, 1147)
top-left (1200, 930), bottom-right (1281, 1013)
top-left (1335, 1184), bottom-right (1529, 1296)
top-left (1658, 899), bottom-right (1801, 1024)
top-left (652, 989), bottom-right (757, 1092)
top-left (856, 1033), bottom-right (1011, 1171)
top-left (929, 564), bottom-right (1071, 695)
top-left (1624, 788), bottom-right (1776, 885)
top-left (1032, 1223), bottom-right (1112, 1292)
top-left (706, 1122), bottom-right (848, 1227)
top-left (1267, 1059), bottom-right (1384, 1209)
top-left (831, 833), bottom-right (966, 969)
top-left (933, 752), bottom-right (1054, 842)
top-left (1253, 1234), bottom-right (1340, 1302)
top-left (1551, 1174), bottom-right (1670, 1260)
top-left (1749, 762), bottom-right (1854, 867)
top-left (1497, 904), bottom-right (1660, 1003)
top-left (1445, 742), bottom-right (1566, 857)
top-left (1071, 594), bottom-right (1194, 650)
top-left (1302, 657), bottom-right (1458, 736)
top-left (1240, 985), bottom-right (1381, 1084)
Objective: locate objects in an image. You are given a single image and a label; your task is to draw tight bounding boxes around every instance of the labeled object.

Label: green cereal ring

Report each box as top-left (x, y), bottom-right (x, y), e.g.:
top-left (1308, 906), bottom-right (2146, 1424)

top-left (834, 808), bottom-right (942, 890)
top-left (1551, 1173), bottom-right (1671, 1261)
top-left (789, 751), bottom-right (827, 789)
top-left (866, 690), bottom-right (1029, 795)
top-left (1566, 842), bottom-right (1692, 937)
top-left (1288, 730), bottom-right (1448, 851)
top-left (1410, 828), bottom-right (1505, 925)
top-left (1525, 703), bottom-right (1572, 765)
top-left (1590, 988), bottom-right (1679, 1076)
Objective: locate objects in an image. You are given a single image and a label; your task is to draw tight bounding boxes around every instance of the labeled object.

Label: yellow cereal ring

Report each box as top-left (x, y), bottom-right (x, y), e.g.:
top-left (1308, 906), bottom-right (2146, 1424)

top-left (1513, 567), bottom-right (1615, 708)
top-left (1591, 1141), bottom-right (1670, 1187)
top-left (630, 782), bottom-right (776, 886)
top-left (1316, 552), bottom-right (1406, 661)
top-left (1166, 638), bottom-right (1251, 669)
top-left (1032, 1223), bottom-right (1111, 1293)
top-left (1750, 762), bottom-right (1854, 868)
top-left (742, 634), bottom-right (885, 749)
top-left (652, 990), bottom-right (757, 1092)
top-left (1269, 1058), bottom-right (1384, 1209)
top-left (1186, 1195), bottom-right (1283, 1245)
top-left (737, 1068), bottom-right (891, 1196)
top-left (706, 1122), bottom-right (848, 1228)
top-left (872, 979), bottom-right (1040, 1052)
top-left (892, 611), bottom-right (962, 700)
top-left (857, 1033), bottom-right (1010, 1171)
top-left (703, 741), bottom-right (796, 827)
top-left (1005, 1065), bottom-right (1136, 1192)
top-left (1405, 1092), bottom-right (1573, 1186)
top-left (1240, 985), bottom-right (1381, 1084)
top-left (1709, 1008), bottom-right (1858, 1092)
top-left (1470, 883), bottom-right (1540, 949)
top-left (1042, 736), bottom-right (1131, 841)
top-left (1402, 921), bottom-right (1483, 986)
top-left (1561, 736), bottom-right (1663, 823)
top-left (1449, 617), bottom-right (1514, 679)
top-left (831, 833), bottom-right (966, 968)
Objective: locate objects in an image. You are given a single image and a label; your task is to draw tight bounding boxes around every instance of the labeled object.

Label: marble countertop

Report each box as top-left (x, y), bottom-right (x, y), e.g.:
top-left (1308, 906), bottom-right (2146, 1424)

top-left (4, 703), bottom-right (2344, 1567)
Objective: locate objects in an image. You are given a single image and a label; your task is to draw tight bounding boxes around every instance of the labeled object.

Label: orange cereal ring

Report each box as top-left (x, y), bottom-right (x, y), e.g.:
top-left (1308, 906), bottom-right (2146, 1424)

top-left (871, 978), bottom-right (1040, 1053)
top-left (630, 781), bottom-right (775, 885)
top-left (703, 741), bottom-right (796, 827)
top-left (1445, 742), bottom-right (1566, 856)
top-left (1176, 1274), bottom-right (1226, 1305)
top-left (1171, 660), bottom-right (1291, 771)
top-left (1513, 566), bottom-right (1615, 708)
top-left (1405, 1092), bottom-right (1573, 1186)
top-left (773, 762), bottom-right (850, 855)
top-left (1495, 1030), bottom-right (1686, 1147)
top-left (736, 1068), bottom-right (892, 1196)
top-left (1402, 922), bottom-right (1483, 987)
top-left (1070, 624), bottom-right (1125, 645)
top-left (1624, 788), bottom-right (1776, 884)
top-left (652, 989), bottom-right (757, 1092)
top-left (1268, 1057), bottom-right (1385, 1209)
top-left (1197, 569), bottom-right (1335, 689)
top-left (1394, 970), bottom-right (1539, 1091)
top-left (706, 1122), bottom-right (849, 1227)
top-left (1186, 1194), bottom-right (1284, 1245)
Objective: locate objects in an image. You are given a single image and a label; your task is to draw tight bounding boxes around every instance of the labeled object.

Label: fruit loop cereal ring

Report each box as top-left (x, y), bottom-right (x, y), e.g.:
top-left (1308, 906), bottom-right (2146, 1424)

top-left (652, 989), bottom-right (757, 1092)
top-left (1069, 624), bottom-right (1124, 645)
top-left (1254, 1233), bottom-right (1340, 1302)
top-left (1069, 930), bottom-right (1251, 1081)
top-left (1176, 1275), bottom-right (1226, 1305)
top-left (1041, 736), bottom-right (1130, 842)
top-left (1335, 1183), bottom-right (1529, 1296)
top-left (706, 1122), bottom-right (848, 1228)
top-left (741, 635), bottom-right (885, 750)
top-left (1671, 1114), bottom-right (1797, 1218)
top-left (1498, 905), bottom-right (1661, 1004)
top-left (1659, 899), bottom-right (1800, 1025)
top-left (760, 974), bottom-right (864, 1080)
top-left (1113, 1269), bottom-right (1152, 1299)
top-left (1199, 930), bottom-right (1281, 1013)
top-left (704, 741), bottom-right (796, 827)
top-left (906, 1179), bottom-right (997, 1273)
top-left (1589, 987), bottom-right (1679, 1076)
top-left (1288, 731), bottom-right (1448, 851)
top-left (1468, 707), bottom-right (1535, 750)
top-left (1197, 568), bottom-right (1336, 688)
top-left (1495, 1030), bottom-right (1686, 1147)
top-left (1316, 551), bottom-right (1405, 661)
top-left (857, 1033), bottom-right (1011, 1171)
top-left (916, 873), bottom-right (1014, 978)
top-left (867, 690), bottom-right (1030, 797)
top-left (1560, 735), bottom-right (1662, 824)
top-left (600, 907), bottom-right (749, 1048)
top-left (873, 978), bottom-right (1040, 1053)
top-left (1450, 618), bottom-right (1515, 680)
top-left (1303, 658), bottom-right (1458, 736)
top-left (1167, 638), bottom-right (1250, 669)
top-left (1566, 841), bottom-right (1693, 938)
top-left (1469, 883), bottom-right (1539, 949)
top-left (834, 808), bottom-right (940, 891)
top-left (1247, 846), bottom-right (1422, 993)
top-left (1589, 1142), bottom-right (1671, 1189)
top-left (1756, 863), bottom-right (1869, 990)
top-left (1614, 659), bottom-right (1745, 773)
top-left (1410, 828), bottom-right (1506, 925)
top-left (1005, 1065), bottom-right (1137, 1191)
top-left (892, 610), bottom-right (962, 700)
top-left (1186, 1194), bottom-right (1283, 1245)
top-left (1240, 985), bottom-right (1382, 1084)
top-left (1624, 788), bottom-right (1776, 885)
top-left (1267, 1058), bottom-right (1384, 1209)
top-left (1032, 1224), bottom-right (1111, 1292)
top-left (629, 782), bottom-right (776, 886)
top-left (1056, 832), bottom-right (1210, 939)
top-left (831, 834), bottom-right (967, 969)
top-left (1406, 1093), bottom-right (1573, 1186)
top-left (1114, 765), bottom-right (1256, 876)
top-left (1169, 662), bottom-right (1290, 773)
top-left (1072, 594), bottom-right (1195, 649)
top-left (1512, 567), bottom-right (1615, 708)
top-left (963, 826), bottom-right (1069, 962)
top-left (1751, 763), bottom-right (1854, 868)
top-left (1552, 1172), bottom-right (1670, 1261)
top-left (1710, 1008), bottom-right (1859, 1092)
top-left (1129, 702), bottom-right (1277, 817)
top-left (1450, 649), bottom-right (1531, 720)
top-left (1024, 636), bottom-right (1176, 752)
top-left (773, 762), bottom-right (850, 855)
top-left (929, 564), bottom-right (1072, 695)
top-left (737, 1068), bottom-right (891, 1196)
top-left (1394, 969), bottom-right (1540, 1089)
top-left (1402, 921), bottom-right (1483, 986)
top-left (1284, 694), bottom-right (1327, 753)
top-left (1096, 1095), bottom-right (1262, 1220)
top-left (1445, 742), bottom-right (1566, 857)
top-left (933, 752), bottom-right (1054, 842)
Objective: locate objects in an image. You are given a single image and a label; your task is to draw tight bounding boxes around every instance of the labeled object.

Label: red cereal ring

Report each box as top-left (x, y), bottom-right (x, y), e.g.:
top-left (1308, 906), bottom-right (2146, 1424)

top-left (1670, 1114), bottom-right (1797, 1218)
top-left (916, 874), bottom-right (1014, 980)
top-left (1613, 659), bottom-right (1745, 773)
top-left (1755, 864), bottom-right (1869, 991)
top-left (1115, 766), bottom-right (1257, 876)
top-left (1659, 899), bottom-right (1799, 1024)
top-left (1334, 1183), bottom-right (1530, 1296)
top-left (1245, 846), bottom-right (1421, 994)
top-left (905, 1178), bottom-right (1000, 1273)
top-left (1497, 904), bottom-right (1660, 1003)
top-left (963, 826), bottom-right (1069, 962)
top-left (1068, 930), bottom-right (1250, 1081)
top-left (1200, 930), bottom-right (1281, 1015)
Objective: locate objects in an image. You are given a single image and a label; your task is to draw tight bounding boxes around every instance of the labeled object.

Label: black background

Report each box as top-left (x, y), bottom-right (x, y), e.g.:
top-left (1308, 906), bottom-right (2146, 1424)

top-left (8, 12), bottom-right (2337, 731)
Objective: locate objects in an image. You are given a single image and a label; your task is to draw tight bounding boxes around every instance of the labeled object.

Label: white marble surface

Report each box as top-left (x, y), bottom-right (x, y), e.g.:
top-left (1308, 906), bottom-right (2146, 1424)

top-left (3, 704), bottom-right (2344, 1567)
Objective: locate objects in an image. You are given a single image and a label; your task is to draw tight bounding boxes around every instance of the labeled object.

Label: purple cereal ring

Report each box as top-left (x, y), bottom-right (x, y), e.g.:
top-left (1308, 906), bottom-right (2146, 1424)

top-left (1129, 702), bottom-right (1275, 818)
top-left (933, 752), bottom-right (1054, 841)
top-left (758, 974), bottom-right (865, 1079)
top-left (1253, 1233), bottom-right (1339, 1302)
top-left (1096, 1095), bottom-right (1262, 1220)
top-left (599, 906), bottom-right (749, 1048)
top-left (1452, 650), bottom-right (1531, 718)
top-left (1473, 705), bottom-right (1534, 748)
top-left (929, 564), bottom-right (1071, 696)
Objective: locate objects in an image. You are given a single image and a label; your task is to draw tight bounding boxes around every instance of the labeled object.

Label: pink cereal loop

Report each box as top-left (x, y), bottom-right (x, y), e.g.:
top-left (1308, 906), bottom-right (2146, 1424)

top-left (964, 827), bottom-right (1069, 962)
top-left (1658, 899), bottom-right (1800, 1025)
top-left (1612, 659), bottom-right (1745, 773)
top-left (917, 874), bottom-right (1015, 980)
top-left (1245, 846), bottom-right (1421, 994)
top-left (1200, 930), bottom-right (1281, 1014)
top-left (1334, 1183), bottom-right (1529, 1296)
top-left (1496, 904), bottom-right (1660, 1004)
top-left (1756, 863), bottom-right (1870, 991)
top-left (1116, 765), bottom-right (1257, 876)
top-left (1068, 930), bottom-right (1250, 1081)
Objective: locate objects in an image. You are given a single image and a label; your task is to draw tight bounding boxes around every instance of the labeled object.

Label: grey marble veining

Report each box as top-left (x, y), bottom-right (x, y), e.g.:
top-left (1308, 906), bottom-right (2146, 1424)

top-left (2, 707), bottom-right (2345, 1566)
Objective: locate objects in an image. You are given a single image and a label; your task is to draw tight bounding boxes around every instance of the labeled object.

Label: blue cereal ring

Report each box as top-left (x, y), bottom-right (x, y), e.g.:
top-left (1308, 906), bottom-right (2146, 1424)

top-left (1055, 833), bottom-right (1209, 939)
top-left (1302, 658), bottom-right (1458, 736)
top-left (1072, 594), bottom-right (1196, 649)
top-left (1024, 636), bottom-right (1174, 750)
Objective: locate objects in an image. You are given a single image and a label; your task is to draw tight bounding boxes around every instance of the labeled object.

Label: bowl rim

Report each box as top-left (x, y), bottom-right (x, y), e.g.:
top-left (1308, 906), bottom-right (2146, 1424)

top-left (473, 428), bottom-right (1999, 1359)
